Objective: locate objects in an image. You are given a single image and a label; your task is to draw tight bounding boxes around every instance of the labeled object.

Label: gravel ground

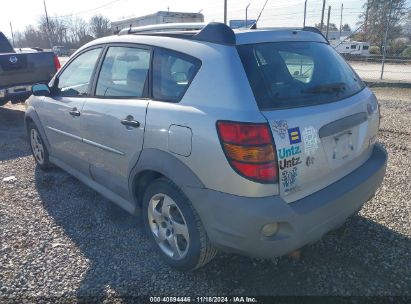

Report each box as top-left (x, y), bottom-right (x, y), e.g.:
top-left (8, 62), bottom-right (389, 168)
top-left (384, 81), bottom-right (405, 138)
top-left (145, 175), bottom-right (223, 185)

top-left (0, 88), bottom-right (410, 301)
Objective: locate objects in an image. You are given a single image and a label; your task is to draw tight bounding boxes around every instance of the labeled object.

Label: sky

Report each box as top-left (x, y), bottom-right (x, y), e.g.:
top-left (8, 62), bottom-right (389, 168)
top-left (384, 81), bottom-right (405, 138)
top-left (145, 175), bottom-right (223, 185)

top-left (0, 0), bottom-right (403, 36)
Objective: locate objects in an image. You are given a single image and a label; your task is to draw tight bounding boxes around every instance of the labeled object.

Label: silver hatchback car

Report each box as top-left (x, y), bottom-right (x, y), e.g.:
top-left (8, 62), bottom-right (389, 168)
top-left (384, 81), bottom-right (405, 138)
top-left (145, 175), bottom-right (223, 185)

top-left (25, 23), bottom-right (387, 271)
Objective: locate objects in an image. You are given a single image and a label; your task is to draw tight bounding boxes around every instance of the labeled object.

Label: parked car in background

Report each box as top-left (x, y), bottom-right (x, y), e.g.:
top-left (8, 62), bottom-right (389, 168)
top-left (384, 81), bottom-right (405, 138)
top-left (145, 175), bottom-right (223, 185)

top-left (52, 45), bottom-right (70, 56)
top-left (0, 31), bottom-right (60, 106)
top-left (25, 23), bottom-right (387, 271)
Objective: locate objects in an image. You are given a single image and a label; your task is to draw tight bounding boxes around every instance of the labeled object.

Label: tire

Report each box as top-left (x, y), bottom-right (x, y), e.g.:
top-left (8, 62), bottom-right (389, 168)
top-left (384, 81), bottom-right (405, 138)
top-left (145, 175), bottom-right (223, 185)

top-left (143, 177), bottom-right (217, 271)
top-left (27, 122), bottom-right (52, 170)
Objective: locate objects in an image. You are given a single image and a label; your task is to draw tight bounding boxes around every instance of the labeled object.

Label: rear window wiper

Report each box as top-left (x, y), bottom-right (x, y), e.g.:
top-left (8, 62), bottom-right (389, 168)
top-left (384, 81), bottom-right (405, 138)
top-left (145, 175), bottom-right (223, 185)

top-left (301, 82), bottom-right (346, 94)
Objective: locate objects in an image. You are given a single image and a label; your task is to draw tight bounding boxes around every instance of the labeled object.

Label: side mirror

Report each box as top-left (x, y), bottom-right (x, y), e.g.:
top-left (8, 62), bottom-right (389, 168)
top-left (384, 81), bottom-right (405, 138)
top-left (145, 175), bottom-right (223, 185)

top-left (32, 84), bottom-right (51, 97)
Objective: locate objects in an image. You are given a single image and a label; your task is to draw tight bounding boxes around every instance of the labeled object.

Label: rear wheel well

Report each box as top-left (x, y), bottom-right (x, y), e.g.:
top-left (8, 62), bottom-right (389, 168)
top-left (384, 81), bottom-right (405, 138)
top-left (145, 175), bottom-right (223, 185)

top-left (25, 116), bottom-right (34, 131)
top-left (133, 170), bottom-right (164, 207)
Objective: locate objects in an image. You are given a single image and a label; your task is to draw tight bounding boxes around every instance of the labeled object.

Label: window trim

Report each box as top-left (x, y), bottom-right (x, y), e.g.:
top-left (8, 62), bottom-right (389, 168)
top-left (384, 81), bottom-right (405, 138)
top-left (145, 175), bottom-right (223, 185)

top-left (90, 43), bottom-right (153, 100)
top-left (50, 45), bottom-right (105, 98)
top-left (151, 46), bottom-right (202, 103)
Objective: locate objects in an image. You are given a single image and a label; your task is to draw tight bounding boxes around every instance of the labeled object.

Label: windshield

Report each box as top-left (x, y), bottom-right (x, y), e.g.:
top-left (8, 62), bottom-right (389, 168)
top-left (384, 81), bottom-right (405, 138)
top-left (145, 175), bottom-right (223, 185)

top-left (237, 41), bottom-right (365, 110)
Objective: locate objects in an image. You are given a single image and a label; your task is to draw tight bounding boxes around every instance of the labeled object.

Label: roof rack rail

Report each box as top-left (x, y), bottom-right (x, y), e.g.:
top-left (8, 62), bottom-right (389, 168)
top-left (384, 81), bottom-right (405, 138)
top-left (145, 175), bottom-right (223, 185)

top-left (302, 26), bottom-right (329, 43)
top-left (118, 23), bottom-right (206, 35)
top-left (118, 22), bottom-right (236, 45)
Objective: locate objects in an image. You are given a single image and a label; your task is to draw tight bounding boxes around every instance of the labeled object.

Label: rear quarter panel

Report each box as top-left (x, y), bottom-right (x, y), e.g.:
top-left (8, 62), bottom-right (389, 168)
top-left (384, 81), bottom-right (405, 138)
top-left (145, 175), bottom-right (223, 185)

top-left (144, 43), bottom-right (279, 197)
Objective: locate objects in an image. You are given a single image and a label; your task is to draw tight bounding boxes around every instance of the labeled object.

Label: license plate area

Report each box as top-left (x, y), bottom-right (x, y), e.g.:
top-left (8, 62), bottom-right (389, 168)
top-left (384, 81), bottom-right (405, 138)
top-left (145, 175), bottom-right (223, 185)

top-left (333, 131), bottom-right (354, 160)
top-left (10, 85), bottom-right (31, 93)
top-left (321, 128), bottom-right (358, 168)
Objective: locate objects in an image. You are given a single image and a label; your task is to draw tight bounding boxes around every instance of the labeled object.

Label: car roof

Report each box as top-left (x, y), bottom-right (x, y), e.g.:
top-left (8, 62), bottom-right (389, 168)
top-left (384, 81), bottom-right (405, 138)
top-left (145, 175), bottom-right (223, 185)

top-left (79, 23), bottom-right (328, 58)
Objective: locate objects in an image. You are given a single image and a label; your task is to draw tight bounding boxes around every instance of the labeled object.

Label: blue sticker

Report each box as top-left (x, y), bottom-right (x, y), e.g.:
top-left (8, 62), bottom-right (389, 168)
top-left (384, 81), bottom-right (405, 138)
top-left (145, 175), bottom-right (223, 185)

top-left (288, 127), bottom-right (301, 144)
top-left (278, 146), bottom-right (302, 159)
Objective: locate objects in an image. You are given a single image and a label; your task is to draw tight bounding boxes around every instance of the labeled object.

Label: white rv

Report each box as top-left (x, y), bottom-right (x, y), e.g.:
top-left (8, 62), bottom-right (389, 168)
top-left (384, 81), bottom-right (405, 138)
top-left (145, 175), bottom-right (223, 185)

top-left (332, 41), bottom-right (370, 56)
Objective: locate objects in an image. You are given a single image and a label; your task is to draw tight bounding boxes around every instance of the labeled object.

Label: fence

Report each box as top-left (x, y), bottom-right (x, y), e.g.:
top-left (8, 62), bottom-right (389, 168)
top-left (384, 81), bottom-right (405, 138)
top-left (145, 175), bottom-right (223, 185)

top-left (343, 54), bottom-right (411, 83)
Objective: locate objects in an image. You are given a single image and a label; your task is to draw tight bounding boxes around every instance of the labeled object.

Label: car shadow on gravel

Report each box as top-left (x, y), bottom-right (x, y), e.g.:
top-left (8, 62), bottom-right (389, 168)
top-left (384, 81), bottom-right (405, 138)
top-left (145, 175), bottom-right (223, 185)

top-left (34, 167), bottom-right (411, 299)
top-left (0, 106), bottom-right (31, 161)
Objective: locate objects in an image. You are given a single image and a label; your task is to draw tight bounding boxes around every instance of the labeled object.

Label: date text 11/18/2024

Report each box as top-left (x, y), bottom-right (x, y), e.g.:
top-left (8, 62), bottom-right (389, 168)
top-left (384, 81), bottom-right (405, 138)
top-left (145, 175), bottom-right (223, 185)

top-left (149, 296), bottom-right (258, 303)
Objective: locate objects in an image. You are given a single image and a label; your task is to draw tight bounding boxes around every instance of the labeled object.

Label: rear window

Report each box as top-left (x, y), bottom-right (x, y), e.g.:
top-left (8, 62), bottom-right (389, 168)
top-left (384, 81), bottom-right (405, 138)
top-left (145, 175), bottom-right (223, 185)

top-left (237, 42), bottom-right (365, 110)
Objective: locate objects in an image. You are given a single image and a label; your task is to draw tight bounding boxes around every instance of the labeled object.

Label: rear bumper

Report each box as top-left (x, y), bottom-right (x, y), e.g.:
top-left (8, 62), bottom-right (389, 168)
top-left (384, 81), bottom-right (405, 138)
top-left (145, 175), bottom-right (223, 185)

top-left (184, 144), bottom-right (387, 258)
top-left (0, 85), bottom-right (32, 103)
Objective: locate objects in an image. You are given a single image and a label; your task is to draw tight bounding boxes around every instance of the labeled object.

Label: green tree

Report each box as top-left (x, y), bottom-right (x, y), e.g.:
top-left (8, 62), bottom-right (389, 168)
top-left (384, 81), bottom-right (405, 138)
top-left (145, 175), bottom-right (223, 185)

top-left (402, 46), bottom-right (411, 57)
top-left (315, 23), bottom-right (338, 31)
top-left (89, 15), bottom-right (111, 38)
top-left (357, 0), bottom-right (407, 50)
top-left (342, 24), bottom-right (352, 32)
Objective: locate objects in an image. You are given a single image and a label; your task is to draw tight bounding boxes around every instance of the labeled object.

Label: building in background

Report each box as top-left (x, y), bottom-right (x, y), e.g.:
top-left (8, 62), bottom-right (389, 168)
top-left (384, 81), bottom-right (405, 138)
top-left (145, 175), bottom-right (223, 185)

top-left (229, 20), bottom-right (257, 29)
top-left (327, 31), bottom-right (352, 43)
top-left (111, 11), bottom-right (204, 34)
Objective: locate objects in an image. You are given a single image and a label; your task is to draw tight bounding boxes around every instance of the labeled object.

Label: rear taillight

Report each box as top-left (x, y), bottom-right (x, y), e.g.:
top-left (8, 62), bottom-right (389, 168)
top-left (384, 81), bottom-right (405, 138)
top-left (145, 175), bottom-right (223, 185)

top-left (53, 55), bottom-right (61, 70)
top-left (217, 121), bottom-right (278, 183)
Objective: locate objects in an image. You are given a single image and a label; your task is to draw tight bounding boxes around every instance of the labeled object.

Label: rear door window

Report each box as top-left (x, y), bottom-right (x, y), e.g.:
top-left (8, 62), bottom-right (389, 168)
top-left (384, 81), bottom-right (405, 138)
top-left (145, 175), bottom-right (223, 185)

top-left (96, 46), bottom-right (150, 98)
top-left (237, 42), bottom-right (365, 109)
top-left (152, 48), bottom-right (201, 102)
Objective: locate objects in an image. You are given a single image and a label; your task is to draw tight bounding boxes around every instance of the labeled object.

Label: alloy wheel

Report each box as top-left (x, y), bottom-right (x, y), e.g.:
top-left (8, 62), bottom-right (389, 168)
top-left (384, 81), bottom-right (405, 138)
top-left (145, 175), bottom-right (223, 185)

top-left (147, 193), bottom-right (190, 260)
top-left (30, 128), bottom-right (45, 165)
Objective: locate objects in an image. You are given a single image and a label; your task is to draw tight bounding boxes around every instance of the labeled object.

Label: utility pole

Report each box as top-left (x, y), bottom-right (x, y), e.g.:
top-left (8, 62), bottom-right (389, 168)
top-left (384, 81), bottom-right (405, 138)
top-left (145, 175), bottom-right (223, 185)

top-left (381, 0), bottom-right (393, 80)
top-left (320, 0), bottom-right (326, 33)
top-left (224, 0), bottom-right (227, 25)
top-left (326, 5), bottom-right (331, 39)
top-left (339, 3), bottom-right (343, 40)
top-left (43, 0), bottom-right (53, 48)
top-left (303, 0), bottom-right (307, 27)
top-left (9, 22), bottom-right (15, 47)
top-left (364, 0), bottom-right (370, 41)
top-left (246, 3), bottom-right (250, 27)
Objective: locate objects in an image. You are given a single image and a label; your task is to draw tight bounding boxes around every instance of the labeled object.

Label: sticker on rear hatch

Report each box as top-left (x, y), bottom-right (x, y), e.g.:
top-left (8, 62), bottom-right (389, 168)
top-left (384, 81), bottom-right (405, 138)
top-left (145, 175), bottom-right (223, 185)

top-left (271, 120), bottom-right (288, 139)
top-left (278, 145), bottom-right (303, 193)
top-left (288, 127), bottom-right (301, 144)
top-left (302, 126), bottom-right (320, 156)
top-left (281, 167), bottom-right (298, 190)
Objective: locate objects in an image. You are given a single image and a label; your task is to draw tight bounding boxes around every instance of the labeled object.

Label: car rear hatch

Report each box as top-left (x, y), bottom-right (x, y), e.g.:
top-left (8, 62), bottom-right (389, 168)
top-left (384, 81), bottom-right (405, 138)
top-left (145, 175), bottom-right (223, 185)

top-left (238, 40), bottom-right (380, 202)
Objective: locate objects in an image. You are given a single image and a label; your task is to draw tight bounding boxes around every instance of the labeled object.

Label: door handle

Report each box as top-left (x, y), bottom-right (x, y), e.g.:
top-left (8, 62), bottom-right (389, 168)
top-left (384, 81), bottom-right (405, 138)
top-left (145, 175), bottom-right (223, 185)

top-left (121, 115), bottom-right (140, 128)
top-left (69, 108), bottom-right (80, 117)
